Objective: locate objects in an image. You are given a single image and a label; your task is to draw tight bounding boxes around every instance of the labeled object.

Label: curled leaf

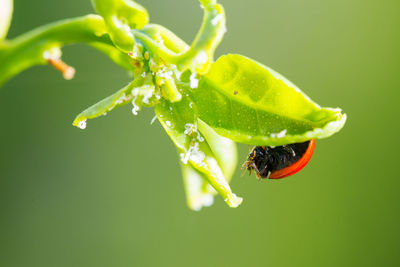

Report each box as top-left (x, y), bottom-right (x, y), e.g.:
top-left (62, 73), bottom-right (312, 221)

top-left (197, 119), bottom-right (237, 180)
top-left (189, 54), bottom-right (346, 146)
top-left (155, 98), bottom-right (242, 208)
top-left (73, 76), bottom-right (156, 129)
top-left (181, 119), bottom-right (237, 211)
top-left (181, 164), bottom-right (215, 211)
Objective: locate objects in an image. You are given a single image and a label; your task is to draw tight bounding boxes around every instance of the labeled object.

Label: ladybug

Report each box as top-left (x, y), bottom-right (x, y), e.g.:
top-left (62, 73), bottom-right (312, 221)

top-left (243, 140), bottom-right (315, 179)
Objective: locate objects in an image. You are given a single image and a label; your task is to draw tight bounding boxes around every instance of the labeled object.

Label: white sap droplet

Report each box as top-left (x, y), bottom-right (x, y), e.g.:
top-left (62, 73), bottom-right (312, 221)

top-left (155, 34), bottom-right (164, 45)
top-left (197, 135), bottom-right (204, 142)
top-left (129, 51), bottom-right (138, 58)
top-left (270, 129), bottom-right (287, 138)
top-left (196, 51), bottom-right (208, 65)
top-left (114, 93), bottom-right (129, 107)
top-left (183, 122), bottom-right (204, 142)
top-left (180, 142), bottom-right (205, 166)
top-left (42, 51), bottom-right (51, 60)
top-left (180, 152), bottom-right (189, 165)
top-left (277, 129), bottom-right (287, 138)
top-left (142, 87), bottom-right (154, 104)
top-left (170, 65), bottom-right (182, 80)
top-left (132, 106), bottom-right (139, 115)
top-left (166, 121), bottom-right (172, 127)
top-left (188, 142), bottom-right (205, 166)
top-left (190, 73), bottom-right (199, 89)
top-left (131, 90), bottom-right (141, 116)
top-left (43, 48), bottom-right (61, 60)
top-left (78, 120), bottom-right (87, 130)
top-left (225, 193), bottom-right (243, 208)
top-left (184, 123), bottom-right (195, 135)
top-left (211, 14), bottom-right (223, 26)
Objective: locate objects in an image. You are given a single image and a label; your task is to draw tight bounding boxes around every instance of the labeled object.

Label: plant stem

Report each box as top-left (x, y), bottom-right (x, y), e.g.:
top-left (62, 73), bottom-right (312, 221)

top-left (0, 15), bottom-right (132, 86)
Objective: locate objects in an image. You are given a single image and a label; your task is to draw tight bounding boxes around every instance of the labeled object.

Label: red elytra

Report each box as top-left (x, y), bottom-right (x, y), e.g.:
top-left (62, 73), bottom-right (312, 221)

top-left (269, 139), bottom-right (316, 179)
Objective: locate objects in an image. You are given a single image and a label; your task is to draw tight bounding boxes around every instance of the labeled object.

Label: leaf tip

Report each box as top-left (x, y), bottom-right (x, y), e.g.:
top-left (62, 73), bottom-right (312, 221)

top-left (225, 193), bottom-right (243, 208)
top-left (72, 117), bottom-right (87, 130)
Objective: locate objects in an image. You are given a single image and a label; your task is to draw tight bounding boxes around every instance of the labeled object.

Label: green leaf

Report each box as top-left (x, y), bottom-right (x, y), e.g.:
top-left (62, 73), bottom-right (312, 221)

top-left (189, 54), bottom-right (346, 146)
top-left (155, 98), bottom-right (242, 208)
top-left (73, 75), bottom-right (156, 129)
top-left (0, 0), bottom-right (13, 41)
top-left (181, 119), bottom-right (237, 211)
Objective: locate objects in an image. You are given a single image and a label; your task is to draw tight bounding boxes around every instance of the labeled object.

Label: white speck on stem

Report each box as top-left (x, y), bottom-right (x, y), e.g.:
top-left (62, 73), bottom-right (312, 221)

top-left (183, 122), bottom-right (204, 142)
top-left (270, 129), bottom-right (287, 138)
top-left (131, 106), bottom-right (139, 115)
top-left (211, 14), bottom-right (223, 26)
top-left (196, 51), bottom-right (208, 64)
top-left (129, 51), bottom-right (138, 58)
top-left (141, 86), bottom-right (154, 104)
top-left (190, 73), bottom-right (199, 89)
top-left (155, 34), bottom-right (164, 45)
top-left (43, 48), bottom-right (61, 60)
top-left (114, 93), bottom-right (129, 106)
top-left (197, 135), bottom-right (204, 142)
top-left (184, 123), bottom-right (195, 135)
top-left (131, 95), bottom-right (140, 115)
top-left (180, 142), bottom-right (206, 166)
top-left (166, 121), bottom-right (172, 127)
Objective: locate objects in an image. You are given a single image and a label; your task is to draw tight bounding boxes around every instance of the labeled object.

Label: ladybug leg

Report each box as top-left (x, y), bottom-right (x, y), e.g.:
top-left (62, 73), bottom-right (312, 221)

top-left (259, 165), bottom-right (271, 179)
top-left (241, 160), bottom-right (253, 176)
top-left (251, 163), bottom-right (262, 180)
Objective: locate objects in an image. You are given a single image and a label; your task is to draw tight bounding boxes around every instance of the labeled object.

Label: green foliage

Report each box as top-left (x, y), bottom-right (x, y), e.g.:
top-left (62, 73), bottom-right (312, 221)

top-left (191, 54), bottom-right (346, 146)
top-left (0, 0), bottom-right (346, 210)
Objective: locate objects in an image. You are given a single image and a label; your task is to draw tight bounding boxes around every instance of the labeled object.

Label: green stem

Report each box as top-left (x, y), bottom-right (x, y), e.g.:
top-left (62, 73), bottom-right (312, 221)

top-left (175, 1), bottom-right (225, 73)
top-left (140, 24), bottom-right (189, 54)
top-left (91, 0), bottom-right (149, 52)
top-left (0, 15), bottom-right (132, 86)
top-left (133, 0), bottom-right (225, 74)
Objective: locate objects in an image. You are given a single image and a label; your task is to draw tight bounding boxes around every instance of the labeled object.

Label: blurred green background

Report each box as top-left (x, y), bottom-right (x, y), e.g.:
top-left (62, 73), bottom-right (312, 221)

top-left (1, 0), bottom-right (399, 266)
